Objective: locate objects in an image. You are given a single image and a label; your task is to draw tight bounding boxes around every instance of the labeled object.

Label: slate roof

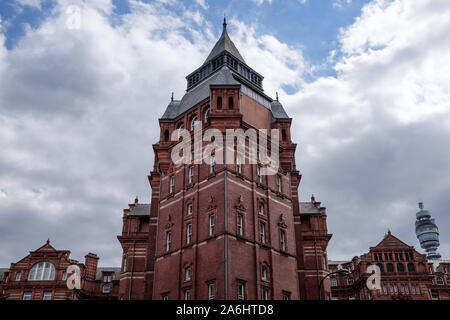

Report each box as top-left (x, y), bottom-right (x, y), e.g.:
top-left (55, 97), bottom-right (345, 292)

top-left (127, 203), bottom-right (150, 216)
top-left (161, 66), bottom-right (240, 120)
top-left (95, 267), bottom-right (121, 281)
top-left (203, 22), bottom-right (246, 66)
top-left (270, 101), bottom-right (291, 120)
top-left (299, 202), bottom-right (321, 215)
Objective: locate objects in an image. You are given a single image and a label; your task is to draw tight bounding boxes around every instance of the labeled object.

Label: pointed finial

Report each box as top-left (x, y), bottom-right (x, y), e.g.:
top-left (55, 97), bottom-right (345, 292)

top-left (311, 194), bottom-right (315, 202)
top-left (134, 196), bottom-right (139, 204)
top-left (171, 92), bottom-right (174, 102)
top-left (46, 238), bottom-right (50, 244)
top-left (276, 92), bottom-right (279, 101)
top-left (223, 14), bottom-right (227, 30)
top-left (388, 229), bottom-right (391, 235)
top-left (419, 202), bottom-right (424, 210)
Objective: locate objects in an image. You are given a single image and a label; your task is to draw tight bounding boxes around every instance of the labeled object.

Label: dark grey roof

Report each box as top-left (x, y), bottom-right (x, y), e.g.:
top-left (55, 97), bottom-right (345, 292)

top-left (128, 203), bottom-right (150, 216)
top-left (95, 267), bottom-right (121, 281)
top-left (270, 101), bottom-right (291, 120)
top-left (203, 24), bottom-right (246, 66)
top-left (161, 66), bottom-right (240, 120)
top-left (299, 202), bottom-right (321, 215)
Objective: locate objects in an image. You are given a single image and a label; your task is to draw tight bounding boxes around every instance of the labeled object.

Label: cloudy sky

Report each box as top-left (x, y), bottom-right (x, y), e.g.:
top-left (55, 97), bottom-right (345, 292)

top-left (0, 0), bottom-right (449, 267)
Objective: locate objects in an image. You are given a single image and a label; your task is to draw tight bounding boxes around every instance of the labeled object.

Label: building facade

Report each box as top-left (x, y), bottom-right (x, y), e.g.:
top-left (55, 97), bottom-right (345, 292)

top-left (328, 231), bottom-right (450, 300)
top-left (116, 19), bottom-right (333, 300)
top-left (0, 240), bottom-right (120, 300)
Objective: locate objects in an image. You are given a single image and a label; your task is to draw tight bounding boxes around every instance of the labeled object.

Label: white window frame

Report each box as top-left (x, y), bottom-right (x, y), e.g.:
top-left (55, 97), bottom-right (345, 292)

top-left (166, 231), bottom-right (172, 252)
top-left (184, 290), bottom-right (191, 300)
top-left (237, 214), bottom-right (243, 236)
top-left (238, 282), bottom-right (245, 300)
top-left (276, 175), bottom-right (281, 192)
top-left (210, 155), bottom-right (215, 173)
top-left (62, 271), bottom-right (67, 281)
top-left (187, 203), bottom-right (193, 215)
top-left (189, 166), bottom-right (194, 184)
top-left (209, 214), bottom-right (215, 236)
top-left (190, 116), bottom-right (198, 131)
top-left (15, 272), bottom-right (21, 281)
top-left (208, 283), bottom-right (215, 300)
top-left (43, 291), bottom-right (52, 300)
top-left (23, 291), bottom-right (32, 300)
top-left (169, 176), bottom-right (174, 193)
top-left (185, 267), bottom-right (191, 281)
top-left (257, 166), bottom-right (262, 184)
top-left (236, 154), bottom-right (242, 174)
top-left (261, 266), bottom-right (267, 280)
top-left (262, 287), bottom-right (269, 300)
top-left (177, 123), bottom-right (184, 139)
top-left (259, 222), bottom-right (265, 244)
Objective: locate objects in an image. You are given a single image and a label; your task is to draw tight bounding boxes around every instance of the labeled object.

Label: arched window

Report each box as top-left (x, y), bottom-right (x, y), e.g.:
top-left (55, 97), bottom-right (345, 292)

top-left (386, 263), bottom-right (394, 272)
top-left (228, 96), bottom-right (234, 109)
top-left (217, 96), bottom-right (222, 109)
top-left (177, 123), bottom-right (184, 139)
top-left (397, 263), bottom-right (405, 272)
top-left (204, 108), bottom-right (210, 123)
top-left (164, 129), bottom-right (169, 142)
top-left (437, 277), bottom-right (444, 285)
top-left (190, 116), bottom-right (198, 131)
top-left (347, 277), bottom-right (354, 285)
top-left (330, 278), bottom-right (337, 287)
top-left (28, 262), bottom-right (55, 281)
top-left (377, 263), bottom-right (384, 273)
top-left (407, 263), bottom-right (415, 272)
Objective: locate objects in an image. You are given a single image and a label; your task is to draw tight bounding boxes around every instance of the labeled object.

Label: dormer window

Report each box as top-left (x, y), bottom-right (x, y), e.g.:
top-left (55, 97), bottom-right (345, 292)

top-left (28, 262), bottom-right (55, 281)
top-left (228, 96), bottom-right (234, 109)
top-left (217, 96), bottom-right (222, 109)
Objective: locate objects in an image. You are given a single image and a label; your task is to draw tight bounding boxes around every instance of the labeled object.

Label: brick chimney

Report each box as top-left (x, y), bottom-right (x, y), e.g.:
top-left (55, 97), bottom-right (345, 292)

top-left (84, 253), bottom-right (99, 281)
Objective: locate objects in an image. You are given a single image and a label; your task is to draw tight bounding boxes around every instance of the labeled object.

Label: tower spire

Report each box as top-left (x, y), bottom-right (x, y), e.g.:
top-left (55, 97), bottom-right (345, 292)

top-left (223, 14), bottom-right (227, 30)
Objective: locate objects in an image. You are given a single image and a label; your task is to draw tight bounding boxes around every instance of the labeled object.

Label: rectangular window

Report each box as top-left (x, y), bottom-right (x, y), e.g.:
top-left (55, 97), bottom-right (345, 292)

top-left (169, 176), bottom-right (174, 193)
top-left (62, 272), bottom-right (67, 281)
top-left (237, 214), bottom-right (243, 236)
top-left (259, 222), bottom-right (265, 244)
top-left (187, 203), bottom-right (193, 215)
top-left (43, 291), bottom-right (52, 300)
top-left (280, 230), bottom-right (286, 251)
top-left (187, 223), bottom-right (193, 244)
top-left (102, 285), bottom-right (110, 294)
top-left (23, 292), bottom-right (32, 300)
top-left (184, 290), bottom-right (191, 300)
top-left (258, 202), bottom-right (264, 215)
top-left (185, 267), bottom-right (191, 281)
top-left (123, 257), bottom-right (127, 272)
top-left (15, 272), bottom-right (21, 281)
top-left (210, 155), bottom-right (215, 173)
top-left (238, 282), bottom-right (245, 300)
top-left (166, 232), bottom-right (172, 251)
top-left (276, 175), bottom-right (281, 192)
top-left (189, 166), bottom-right (194, 184)
top-left (209, 215), bottom-right (215, 236)
top-left (208, 283), bottom-right (215, 300)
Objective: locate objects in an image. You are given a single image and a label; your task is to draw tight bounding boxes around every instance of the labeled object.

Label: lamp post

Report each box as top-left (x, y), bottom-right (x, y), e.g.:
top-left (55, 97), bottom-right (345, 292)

top-left (318, 269), bottom-right (349, 300)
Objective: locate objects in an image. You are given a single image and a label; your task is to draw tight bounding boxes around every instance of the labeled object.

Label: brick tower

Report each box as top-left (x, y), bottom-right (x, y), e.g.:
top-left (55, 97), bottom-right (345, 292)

top-left (117, 19), bottom-right (332, 300)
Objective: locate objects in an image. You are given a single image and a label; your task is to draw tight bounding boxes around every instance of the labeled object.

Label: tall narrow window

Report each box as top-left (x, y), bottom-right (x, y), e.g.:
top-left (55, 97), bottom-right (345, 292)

top-left (164, 129), bottom-right (169, 142)
top-left (257, 166), bottom-right (262, 184)
top-left (262, 287), bottom-right (269, 300)
top-left (280, 230), bottom-right (286, 251)
top-left (62, 272), bottom-right (67, 281)
top-left (276, 175), bottom-right (281, 192)
top-left (387, 263), bottom-right (394, 272)
top-left (397, 263), bottom-right (405, 272)
top-left (190, 116), bottom-right (198, 131)
top-left (236, 154), bottom-right (242, 174)
top-left (330, 278), bottom-right (337, 287)
top-left (217, 96), bottom-right (222, 109)
top-left (189, 166), bottom-right (194, 184)
top-left (169, 176), bottom-right (174, 193)
top-left (208, 283), bottom-right (215, 300)
top-left (123, 257), bottom-right (127, 272)
top-left (204, 108), bottom-right (210, 123)
top-left (347, 277), bottom-right (353, 285)
top-left (187, 223), bottom-right (193, 244)
top-left (185, 267), bottom-right (191, 281)
top-left (15, 272), bottom-right (21, 281)
top-left (184, 290), bottom-right (191, 300)
top-left (166, 232), bottom-right (172, 252)
top-left (237, 214), bottom-right (243, 236)
top-left (261, 266), bottom-right (268, 280)
top-left (228, 96), bottom-right (234, 109)
top-left (210, 155), bottom-right (216, 173)
top-left (282, 129), bottom-right (287, 141)
top-left (209, 214), bottom-right (215, 236)
top-left (177, 123), bottom-right (184, 139)
top-left (259, 222), bottom-right (265, 244)
top-left (238, 282), bottom-right (245, 300)
top-left (187, 203), bottom-right (193, 215)
top-left (258, 202), bottom-right (264, 215)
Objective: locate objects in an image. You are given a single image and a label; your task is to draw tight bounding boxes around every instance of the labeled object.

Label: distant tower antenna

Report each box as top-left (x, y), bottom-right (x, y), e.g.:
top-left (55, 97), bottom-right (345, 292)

top-left (415, 202), bottom-right (441, 260)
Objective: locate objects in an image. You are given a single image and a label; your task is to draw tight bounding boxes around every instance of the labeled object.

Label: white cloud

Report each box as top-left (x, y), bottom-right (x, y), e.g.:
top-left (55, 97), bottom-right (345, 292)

top-left (333, 0), bottom-right (352, 9)
top-left (196, 0), bottom-right (209, 10)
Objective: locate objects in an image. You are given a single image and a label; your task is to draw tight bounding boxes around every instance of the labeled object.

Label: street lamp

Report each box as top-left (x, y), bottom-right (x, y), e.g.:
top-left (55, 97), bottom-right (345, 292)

top-left (318, 269), bottom-right (349, 300)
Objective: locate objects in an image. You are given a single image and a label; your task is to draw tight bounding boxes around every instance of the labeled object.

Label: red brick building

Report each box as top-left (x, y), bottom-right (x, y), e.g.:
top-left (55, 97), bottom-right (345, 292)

top-left (117, 19), bottom-right (333, 300)
top-left (328, 231), bottom-right (450, 300)
top-left (0, 240), bottom-right (120, 300)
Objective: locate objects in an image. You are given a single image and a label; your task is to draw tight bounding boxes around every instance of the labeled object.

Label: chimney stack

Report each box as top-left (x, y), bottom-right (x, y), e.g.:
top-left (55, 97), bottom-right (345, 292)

top-left (84, 253), bottom-right (99, 281)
